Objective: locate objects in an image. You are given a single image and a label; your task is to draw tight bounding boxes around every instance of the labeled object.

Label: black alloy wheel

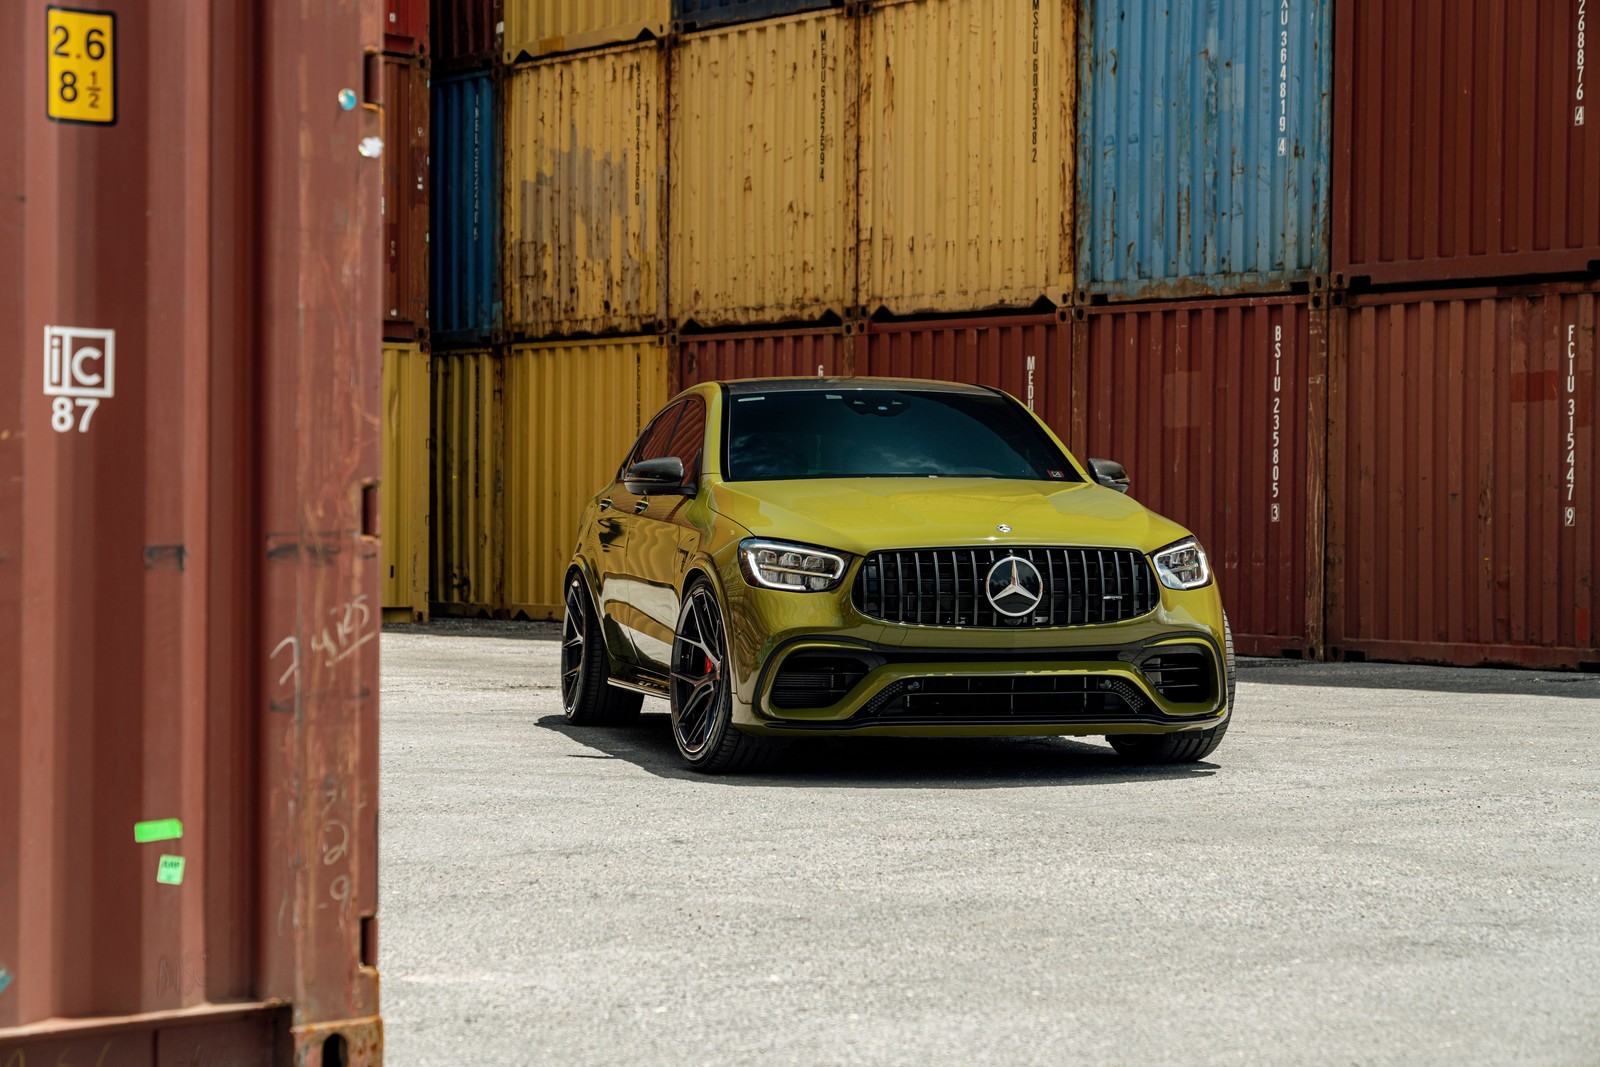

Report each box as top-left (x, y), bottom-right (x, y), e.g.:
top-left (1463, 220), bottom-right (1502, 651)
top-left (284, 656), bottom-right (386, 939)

top-left (669, 578), bottom-right (783, 773)
top-left (561, 572), bottom-right (642, 726)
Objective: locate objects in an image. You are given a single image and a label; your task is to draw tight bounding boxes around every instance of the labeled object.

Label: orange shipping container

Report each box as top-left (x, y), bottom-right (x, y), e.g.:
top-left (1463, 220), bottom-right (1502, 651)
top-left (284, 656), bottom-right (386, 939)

top-left (385, 55), bottom-right (430, 331)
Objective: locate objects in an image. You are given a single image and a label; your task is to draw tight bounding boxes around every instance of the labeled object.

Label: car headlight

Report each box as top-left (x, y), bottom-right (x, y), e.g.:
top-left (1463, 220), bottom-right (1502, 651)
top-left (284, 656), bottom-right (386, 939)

top-left (739, 538), bottom-right (848, 592)
top-left (1152, 538), bottom-right (1211, 590)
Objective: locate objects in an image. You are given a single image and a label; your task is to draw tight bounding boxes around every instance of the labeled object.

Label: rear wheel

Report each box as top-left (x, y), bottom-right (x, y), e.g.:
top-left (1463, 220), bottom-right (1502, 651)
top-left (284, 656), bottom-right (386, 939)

top-left (670, 578), bottom-right (783, 774)
top-left (1107, 615), bottom-right (1236, 764)
top-left (561, 572), bottom-right (642, 726)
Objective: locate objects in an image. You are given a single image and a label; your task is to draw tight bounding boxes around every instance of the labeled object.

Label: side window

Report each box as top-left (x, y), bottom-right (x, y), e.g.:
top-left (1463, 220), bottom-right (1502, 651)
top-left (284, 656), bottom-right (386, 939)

top-left (621, 401), bottom-right (685, 478)
top-left (661, 397), bottom-right (706, 483)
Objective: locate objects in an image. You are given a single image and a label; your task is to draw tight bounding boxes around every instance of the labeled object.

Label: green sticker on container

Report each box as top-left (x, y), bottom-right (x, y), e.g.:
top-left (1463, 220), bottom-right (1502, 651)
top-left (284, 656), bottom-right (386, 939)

top-left (0, 966), bottom-right (12, 997)
top-left (156, 855), bottom-right (186, 885)
top-left (134, 818), bottom-right (183, 843)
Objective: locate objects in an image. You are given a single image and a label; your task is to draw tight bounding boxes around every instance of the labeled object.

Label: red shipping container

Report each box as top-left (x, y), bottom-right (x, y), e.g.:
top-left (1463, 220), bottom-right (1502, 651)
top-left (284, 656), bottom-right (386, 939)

top-left (858, 314), bottom-right (1073, 441)
top-left (384, 56), bottom-right (430, 331)
top-left (2, 0), bottom-right (381, 1061)
top-left (676, 326), bottom-right (851, 392)
top-left (1333, 0), bottom-right (1600, 287)
top-left (386, 0), bottom-right (430, 54)
top-left (1072, 297), bottom-right (1328, 658)
top-left (1329, 283), bottom-right (1600, 669)
top-left (433, 0), bottom-right (503, 68)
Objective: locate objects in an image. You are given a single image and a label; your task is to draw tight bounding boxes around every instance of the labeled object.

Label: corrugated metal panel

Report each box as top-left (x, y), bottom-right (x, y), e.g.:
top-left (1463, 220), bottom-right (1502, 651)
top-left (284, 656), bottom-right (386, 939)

top-left (386, 0), bottom-right (430, 54)
top-left (1329, 284), bottom-right (1600, 669)
top-left (1332, 0), bottom-right (1600, 287)
top-left (505, 43), bottom-right (668, 338)
top-left (670, 9), bottom-right (859, 328)
top-left (859, 314), bottom-right (1073, 442)
top-left (1072, 297), bottom-right (1327, 656)
top-left (1077, 0), bottom-right (1332, 300)
top-left (859, 0), bottom-right (1076, 316)
top-left (677, 326), bottom-right (850, 390)
top-left (432, 0), bottom-right (501, 67)
top-left (2, 0), bottom-right (381, 1058)
top-left (505, 338), bottom-right (671, 619)
top-left (432, 72), bottom-right (501, 343)
top-left (504, 0), bottom-right (671, 62)
top-left (674, 0), bottom-right (836, 32)
top-left (385, 55), bottom-right (431, 329)
top-left (431, 350), bottom-right (504, 615)
top-left (383, 344), bottom-right (431, 621)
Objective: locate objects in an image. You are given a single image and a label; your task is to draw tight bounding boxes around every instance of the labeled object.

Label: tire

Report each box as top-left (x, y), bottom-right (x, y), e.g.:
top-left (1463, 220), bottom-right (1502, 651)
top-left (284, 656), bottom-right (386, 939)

top-left (1107, 614), bottom-right (1236, 764)
top-left (560, 571), bottom-right (643, 726)
top-left (669, 578), bottom-right (784, 774)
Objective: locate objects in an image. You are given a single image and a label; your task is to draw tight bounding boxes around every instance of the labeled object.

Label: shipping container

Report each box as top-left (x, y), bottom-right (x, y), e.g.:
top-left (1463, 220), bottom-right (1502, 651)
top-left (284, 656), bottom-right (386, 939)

top-left (385, 55), bottom-right (431, 331)
top-left (1328, 284), bottom-right (1599, 669)
top-left (505, 43), bottom-right (668, 338)
top-left (504, 338), bottom-right (672, 619)
top-left (383, 343), bottom-right (431, 622)
top-left (676, 326), bottom-right (851, 391)
top-left (674, 0), bottom-right (836, 32)
top-left (433, 72), bottom-right (501, 343)
top-left (2, 1), bottom-right (382, 1060)
top-left (431, 350), bottom-right (504, 616)
top-left (670, 8), bottom-right (859, 328)
top-left (858, 0), bottom-right (1076, 316)
top-left (1072, 296), bottom-right (1327, 657)
top-left (432, 0), bottom-right (502, 69)
top-left (386, 0), bottom-right (429, 54)
top-left (1333, 0), bottom-right (1600, 288)
top-left (1077, 0), bottom-right (1332, 301)
top-left (504, 0), bottom-right (671, 63)
top-left (858, 314), bottom-right (1073, 442)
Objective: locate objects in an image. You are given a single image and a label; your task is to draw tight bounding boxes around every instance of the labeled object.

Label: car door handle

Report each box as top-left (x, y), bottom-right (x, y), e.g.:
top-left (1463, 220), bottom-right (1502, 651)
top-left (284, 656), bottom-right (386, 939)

top-left (634, 499), bottom-right (650, 514)
top-left (598, 498), bottom-right (613, 511)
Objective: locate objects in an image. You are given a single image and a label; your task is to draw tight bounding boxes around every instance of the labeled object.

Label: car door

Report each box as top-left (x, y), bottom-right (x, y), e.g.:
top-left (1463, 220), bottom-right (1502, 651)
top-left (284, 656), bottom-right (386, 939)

top-left (612, 396), bottom-right (708, 677)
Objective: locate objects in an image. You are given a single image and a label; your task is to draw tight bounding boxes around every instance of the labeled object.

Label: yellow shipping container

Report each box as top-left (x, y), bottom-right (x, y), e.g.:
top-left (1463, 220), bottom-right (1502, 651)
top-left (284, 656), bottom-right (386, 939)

top-left (431, 350), bottom-right (504, 615)
top-left (858, 0), bottom-right (1076, 316)
top-left (504, 0), bottom-right (671, 63)
top-left (504, 336), bottom-right (670, 620)
top-left (505, 42), bottom-right (668, 338)
top-left (670, 9), bottom-right (859, 328)
top-left (381, 343), bottom-right (430, 621)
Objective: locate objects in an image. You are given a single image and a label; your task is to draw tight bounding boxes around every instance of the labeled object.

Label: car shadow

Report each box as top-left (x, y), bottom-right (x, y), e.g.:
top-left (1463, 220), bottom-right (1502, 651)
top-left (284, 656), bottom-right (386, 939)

top-left (1239, 657), bottom-right (1600, 699)
top-left (537, 712), bottom-right (1218, 787)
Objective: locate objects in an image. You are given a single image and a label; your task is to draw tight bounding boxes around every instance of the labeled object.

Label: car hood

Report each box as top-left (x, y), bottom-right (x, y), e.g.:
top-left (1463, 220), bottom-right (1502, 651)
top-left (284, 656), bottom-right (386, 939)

top-left (710, 478), bottom-right (1194, 556)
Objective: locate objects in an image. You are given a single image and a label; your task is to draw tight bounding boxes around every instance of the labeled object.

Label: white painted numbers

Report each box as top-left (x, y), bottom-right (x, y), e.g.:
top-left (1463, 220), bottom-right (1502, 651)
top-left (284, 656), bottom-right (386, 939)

top-left (1578, 0), bottom-right (1588, 126)
top-left (1566, 324), bottom-right (1579, 528)
top-left (1026, 354), bottom-right (1037, 410)
top-left (1277, 0), bottom-right (1291, 156)
top-left (43, 325), bottom-right (114, 433)
top-left (1270, 323), bottom-right (1283, 523)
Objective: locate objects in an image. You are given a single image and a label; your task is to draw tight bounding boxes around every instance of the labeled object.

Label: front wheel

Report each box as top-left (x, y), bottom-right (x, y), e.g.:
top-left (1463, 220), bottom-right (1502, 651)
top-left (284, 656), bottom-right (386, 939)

top-left (1107, 615), bottom-right (1236, 764)
top-left (670, 579), bottom-right (783, 774)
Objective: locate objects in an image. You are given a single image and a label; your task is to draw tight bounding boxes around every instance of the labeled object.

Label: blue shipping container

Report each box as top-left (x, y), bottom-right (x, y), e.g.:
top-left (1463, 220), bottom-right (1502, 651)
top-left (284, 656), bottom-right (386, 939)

top-left (673, 0), bottom-right (835, 32)
top-left (1077, 0), bottom-right (1331, 300)
top-left (431, 72), bottom-right (501, 343)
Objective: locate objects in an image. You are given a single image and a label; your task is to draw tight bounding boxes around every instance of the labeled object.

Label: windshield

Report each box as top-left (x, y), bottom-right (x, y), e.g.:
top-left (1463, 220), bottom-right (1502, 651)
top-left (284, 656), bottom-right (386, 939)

top-left (722, 388), bottom-right (1082, 482)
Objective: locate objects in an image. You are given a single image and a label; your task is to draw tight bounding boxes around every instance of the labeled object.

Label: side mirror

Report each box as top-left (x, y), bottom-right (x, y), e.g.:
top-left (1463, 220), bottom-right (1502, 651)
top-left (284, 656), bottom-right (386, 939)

top-left (1087, 458), bottom-right (1130, 494)
top-left (624, 456), bottom-right (689, 496)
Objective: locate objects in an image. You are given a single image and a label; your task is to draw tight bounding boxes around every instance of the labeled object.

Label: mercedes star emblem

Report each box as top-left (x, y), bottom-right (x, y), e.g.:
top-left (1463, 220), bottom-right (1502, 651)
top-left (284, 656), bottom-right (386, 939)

top-left (985, 555), bottom-right (1045, 617)
top-left (996, 523), bottom-right (1012, 533)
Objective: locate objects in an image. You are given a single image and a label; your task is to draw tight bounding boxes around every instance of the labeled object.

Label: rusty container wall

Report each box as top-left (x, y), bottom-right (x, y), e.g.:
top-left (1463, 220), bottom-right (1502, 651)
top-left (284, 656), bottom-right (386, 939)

top-left (858, 0), bottom-right (1076, 316)
top-left (674, 0), bottom-right (837, 32)
top-left (432, 0), bottom-right (502, 69)
top-left (431, 350), bottom-right (505, 616)
top-left (670, 8), bottom-right (859, 328)
top-left (382, 344), bottom-right (431, 622)
top-left (2, 0), bottom-right (381, 1061)
top-left (1077, 0), bottom-right (1332, 301)
top-left (384, 55), bottom-right (431, 332)
top-left (1333, 0), bottom-right (1600, 288)
top-left (1072, 297), bottom-right (1328, 657)
top-left (505, 43), bottom-right (668, 339)
top-left (504, 338), bottom-right (672, 619)
top-left (858, 315), bottom-right (1073, 442)
top-left (677, 327), bottom-right (851, 391)
top-left (1329, 285), bottom-right (1600, 669)
top-left (504, 0), bottom-right (671, 63)
top-left (386, 0), bottom-right (429, 54)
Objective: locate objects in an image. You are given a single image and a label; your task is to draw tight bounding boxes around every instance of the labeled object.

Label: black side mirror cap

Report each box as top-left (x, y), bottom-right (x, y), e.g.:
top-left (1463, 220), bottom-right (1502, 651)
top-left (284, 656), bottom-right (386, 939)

top-left (624, 456), bottom-right (689, 496)
top-left (1087, 458), bottom-right (1131, 494)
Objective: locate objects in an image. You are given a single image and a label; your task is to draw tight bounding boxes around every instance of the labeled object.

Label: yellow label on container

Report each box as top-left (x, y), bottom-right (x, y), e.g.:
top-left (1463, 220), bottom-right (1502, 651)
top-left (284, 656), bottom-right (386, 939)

top-left (47, 7), bottom-right (116, 125)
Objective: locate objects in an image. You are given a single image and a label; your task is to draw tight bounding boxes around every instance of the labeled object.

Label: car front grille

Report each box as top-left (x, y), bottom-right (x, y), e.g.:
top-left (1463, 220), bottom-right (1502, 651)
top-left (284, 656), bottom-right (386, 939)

top-left (859, 674), bottom-right (1150, 724)
top-left (851, 547), bottom-right (1159, 628)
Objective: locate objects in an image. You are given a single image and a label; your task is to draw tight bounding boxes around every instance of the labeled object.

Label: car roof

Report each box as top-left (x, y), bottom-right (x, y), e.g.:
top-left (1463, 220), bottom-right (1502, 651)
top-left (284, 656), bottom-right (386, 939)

top-left (719, 376), bottom-right (999, 397)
